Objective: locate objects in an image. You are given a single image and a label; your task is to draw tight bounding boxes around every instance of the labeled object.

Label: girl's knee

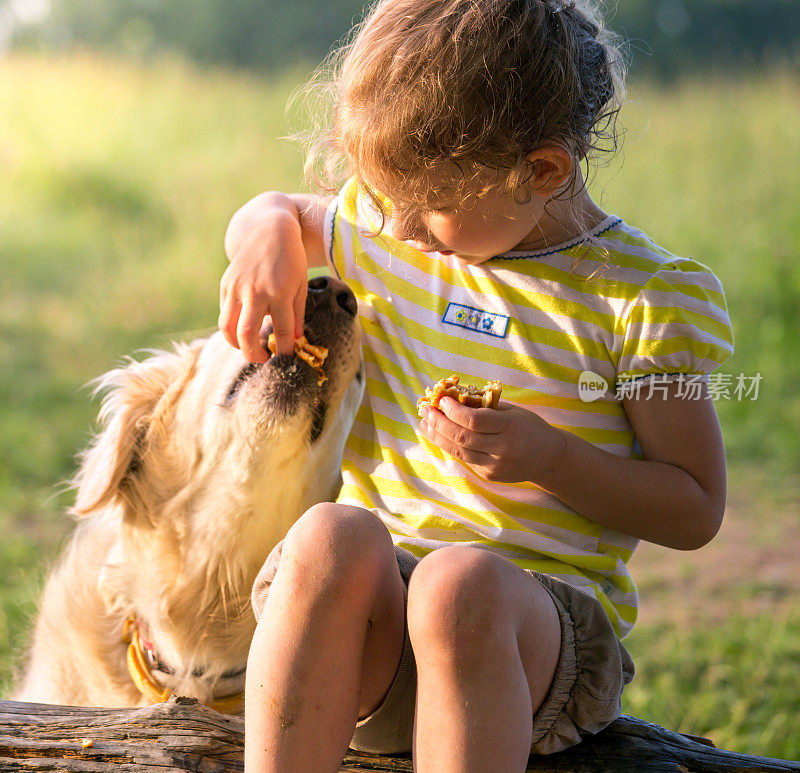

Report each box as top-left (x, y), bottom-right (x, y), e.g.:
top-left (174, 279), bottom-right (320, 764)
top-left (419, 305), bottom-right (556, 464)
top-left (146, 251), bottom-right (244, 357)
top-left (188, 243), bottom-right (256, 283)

top-left (280, 503), bottom-right (394, 590)
top-left (407, 546), bottom-right (511, 652)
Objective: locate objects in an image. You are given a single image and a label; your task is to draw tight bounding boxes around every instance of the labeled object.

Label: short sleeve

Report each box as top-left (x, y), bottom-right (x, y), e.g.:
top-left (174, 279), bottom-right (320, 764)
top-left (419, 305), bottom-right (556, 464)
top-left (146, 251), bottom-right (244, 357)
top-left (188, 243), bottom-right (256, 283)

top-left (322, 177), bottom-right (367, 282)
top-left (615, 260), bottom-right (734, 388)
top-left (322, 188), bottom-right (345, 280)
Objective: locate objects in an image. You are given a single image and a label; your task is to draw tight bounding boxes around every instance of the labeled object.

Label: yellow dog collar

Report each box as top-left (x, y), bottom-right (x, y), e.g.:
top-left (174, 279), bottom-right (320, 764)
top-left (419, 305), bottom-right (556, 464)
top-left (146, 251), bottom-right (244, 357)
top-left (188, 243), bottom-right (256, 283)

top-left (122, 616), bottom-right (244, 715)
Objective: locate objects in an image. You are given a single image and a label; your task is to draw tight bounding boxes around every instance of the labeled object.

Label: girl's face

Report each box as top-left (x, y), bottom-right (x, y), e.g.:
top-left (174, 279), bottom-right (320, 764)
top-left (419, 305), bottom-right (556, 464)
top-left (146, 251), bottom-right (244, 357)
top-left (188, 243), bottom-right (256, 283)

top-left (373, 169), bottom-right (550, 265)
top-left (387, 188), bottom-right (545, 265)
top-left (366, 150), bottom-right (592, 264)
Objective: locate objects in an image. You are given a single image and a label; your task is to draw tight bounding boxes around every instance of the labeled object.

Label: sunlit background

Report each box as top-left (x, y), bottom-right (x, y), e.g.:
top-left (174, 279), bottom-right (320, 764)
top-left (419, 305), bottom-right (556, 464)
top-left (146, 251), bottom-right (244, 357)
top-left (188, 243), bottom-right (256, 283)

top-left (1, 0), bottom-right (799, 759)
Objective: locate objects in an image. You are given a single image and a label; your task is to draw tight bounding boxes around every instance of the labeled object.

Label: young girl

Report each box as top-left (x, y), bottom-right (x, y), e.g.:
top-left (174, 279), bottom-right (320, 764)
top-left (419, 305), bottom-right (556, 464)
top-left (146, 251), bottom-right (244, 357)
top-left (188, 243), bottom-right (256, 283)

top-left (218, 0), bottom-right (734, 770)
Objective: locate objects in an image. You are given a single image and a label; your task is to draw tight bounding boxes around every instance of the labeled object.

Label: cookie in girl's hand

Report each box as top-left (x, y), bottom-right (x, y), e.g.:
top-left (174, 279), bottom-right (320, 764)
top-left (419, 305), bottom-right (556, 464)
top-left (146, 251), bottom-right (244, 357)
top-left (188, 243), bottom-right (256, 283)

top-left (417, 374), bottom-right (502, 416)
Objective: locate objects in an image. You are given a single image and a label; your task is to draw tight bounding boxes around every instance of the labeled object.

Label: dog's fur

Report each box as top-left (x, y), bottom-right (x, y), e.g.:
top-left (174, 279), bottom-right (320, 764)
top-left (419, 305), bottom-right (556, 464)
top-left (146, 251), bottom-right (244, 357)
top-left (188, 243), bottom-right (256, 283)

top-left (15, 276), bottom-right (363, 708)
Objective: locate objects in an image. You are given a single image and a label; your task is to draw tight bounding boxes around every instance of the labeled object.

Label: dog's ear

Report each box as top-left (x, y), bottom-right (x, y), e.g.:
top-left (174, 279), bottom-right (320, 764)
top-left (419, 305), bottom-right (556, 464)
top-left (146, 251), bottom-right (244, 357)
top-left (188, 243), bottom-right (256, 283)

top-left (71, 342), bottom-right (202, 518)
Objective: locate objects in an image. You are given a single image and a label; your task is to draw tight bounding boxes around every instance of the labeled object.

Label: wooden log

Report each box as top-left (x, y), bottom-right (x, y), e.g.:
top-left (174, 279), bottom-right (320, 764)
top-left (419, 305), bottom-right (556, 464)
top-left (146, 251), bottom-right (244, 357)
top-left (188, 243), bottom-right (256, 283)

top-left (0, 697), bottom-right (797, 772)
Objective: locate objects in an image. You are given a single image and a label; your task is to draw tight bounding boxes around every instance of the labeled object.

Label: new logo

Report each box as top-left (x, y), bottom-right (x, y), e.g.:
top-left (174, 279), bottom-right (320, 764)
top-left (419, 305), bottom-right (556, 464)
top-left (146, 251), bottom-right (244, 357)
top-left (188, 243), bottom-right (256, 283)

top-left (578, 370), bottom-right (609, 402)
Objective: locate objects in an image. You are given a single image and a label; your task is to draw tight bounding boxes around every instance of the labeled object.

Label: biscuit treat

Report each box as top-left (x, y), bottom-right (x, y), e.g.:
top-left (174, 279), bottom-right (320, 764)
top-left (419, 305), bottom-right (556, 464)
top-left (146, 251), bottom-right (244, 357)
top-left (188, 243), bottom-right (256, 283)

top-left (267, 334), bottom-right (329, 386)
top-left (417, 374), bottom-right (502, 416)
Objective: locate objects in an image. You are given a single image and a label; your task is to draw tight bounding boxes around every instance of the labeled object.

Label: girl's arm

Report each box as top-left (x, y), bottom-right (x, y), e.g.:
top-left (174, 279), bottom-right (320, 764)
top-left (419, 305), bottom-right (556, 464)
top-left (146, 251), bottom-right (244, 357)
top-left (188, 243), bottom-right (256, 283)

top-left (535, 379), bottom-right (726, 550)
top-left (419, 378), bottom-right (726, 551)
top-left (219, 192), bottom-right (333, 361)
top-left (224, 192), bottom-right (332, 270)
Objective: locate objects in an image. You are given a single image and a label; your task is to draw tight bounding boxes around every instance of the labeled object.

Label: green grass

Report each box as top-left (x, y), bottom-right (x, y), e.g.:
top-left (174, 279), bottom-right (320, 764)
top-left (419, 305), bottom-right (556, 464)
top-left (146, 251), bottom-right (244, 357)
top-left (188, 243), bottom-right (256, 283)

top-left (623, 603), bottom-right (800, 760)
top-left (1, 53), bottom-right (798, 759)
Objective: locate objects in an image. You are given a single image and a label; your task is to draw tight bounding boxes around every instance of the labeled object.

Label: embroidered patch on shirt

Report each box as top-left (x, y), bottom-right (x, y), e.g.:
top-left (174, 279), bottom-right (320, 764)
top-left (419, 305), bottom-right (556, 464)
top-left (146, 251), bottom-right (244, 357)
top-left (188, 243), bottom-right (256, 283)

top-left (442, 303), bottom-right (510, 338)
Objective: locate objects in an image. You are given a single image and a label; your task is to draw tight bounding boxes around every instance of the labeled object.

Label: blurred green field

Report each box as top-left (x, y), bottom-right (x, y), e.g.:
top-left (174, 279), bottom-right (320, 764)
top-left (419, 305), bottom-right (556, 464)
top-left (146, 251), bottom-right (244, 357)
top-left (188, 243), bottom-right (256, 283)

top-left (1, 53), bottom-right (798, 759)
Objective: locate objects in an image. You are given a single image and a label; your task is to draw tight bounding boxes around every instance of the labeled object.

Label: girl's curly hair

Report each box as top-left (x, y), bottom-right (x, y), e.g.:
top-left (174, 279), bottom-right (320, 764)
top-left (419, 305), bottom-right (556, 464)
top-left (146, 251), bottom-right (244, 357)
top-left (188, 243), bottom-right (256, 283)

top-left (296, 0), bottom-right (625, 221)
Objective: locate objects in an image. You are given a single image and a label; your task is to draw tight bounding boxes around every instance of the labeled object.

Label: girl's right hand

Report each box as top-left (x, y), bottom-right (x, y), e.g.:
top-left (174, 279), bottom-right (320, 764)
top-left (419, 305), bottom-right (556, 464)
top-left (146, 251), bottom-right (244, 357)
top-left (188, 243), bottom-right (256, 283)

top-left (219, 204), bottom-right (308, 363)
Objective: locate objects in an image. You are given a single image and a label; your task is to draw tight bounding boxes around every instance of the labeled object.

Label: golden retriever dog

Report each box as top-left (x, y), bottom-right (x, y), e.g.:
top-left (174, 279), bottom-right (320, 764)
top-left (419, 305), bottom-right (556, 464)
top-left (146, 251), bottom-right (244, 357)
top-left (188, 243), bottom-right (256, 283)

top-left (14, 275), bottom-right (363, 711)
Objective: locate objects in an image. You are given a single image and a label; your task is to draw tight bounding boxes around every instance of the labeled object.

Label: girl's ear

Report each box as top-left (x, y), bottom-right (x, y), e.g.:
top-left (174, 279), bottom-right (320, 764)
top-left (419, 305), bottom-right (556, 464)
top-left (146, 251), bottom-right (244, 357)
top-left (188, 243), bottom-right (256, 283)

top-left (525, 146), bottom-right (574, 196)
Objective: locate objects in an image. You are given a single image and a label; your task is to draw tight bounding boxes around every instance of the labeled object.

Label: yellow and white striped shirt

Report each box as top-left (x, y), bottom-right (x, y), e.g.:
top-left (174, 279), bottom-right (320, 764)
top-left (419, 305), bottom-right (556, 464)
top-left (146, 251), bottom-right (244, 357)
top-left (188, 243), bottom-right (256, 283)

top-left (325, 178), bottom-right (734, 637)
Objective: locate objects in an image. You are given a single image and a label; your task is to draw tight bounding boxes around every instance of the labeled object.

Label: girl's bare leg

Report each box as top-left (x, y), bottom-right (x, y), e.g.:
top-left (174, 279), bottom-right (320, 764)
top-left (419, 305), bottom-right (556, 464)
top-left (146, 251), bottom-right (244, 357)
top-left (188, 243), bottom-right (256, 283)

top-left (408, 546), bottom-right (561, 773)
top-left (244, 504), bottom-right (406, 773)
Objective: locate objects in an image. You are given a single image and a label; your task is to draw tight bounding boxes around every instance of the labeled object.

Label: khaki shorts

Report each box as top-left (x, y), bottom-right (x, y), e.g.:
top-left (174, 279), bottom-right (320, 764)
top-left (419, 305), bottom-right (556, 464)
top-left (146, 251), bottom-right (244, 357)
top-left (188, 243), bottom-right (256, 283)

top-left (251, 541), bottom-right (635, 757)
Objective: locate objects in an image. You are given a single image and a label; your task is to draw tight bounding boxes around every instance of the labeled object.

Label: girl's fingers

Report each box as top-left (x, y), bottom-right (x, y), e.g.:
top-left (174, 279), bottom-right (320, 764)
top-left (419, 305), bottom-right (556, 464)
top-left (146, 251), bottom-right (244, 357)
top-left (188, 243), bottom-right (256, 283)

top-left (218, 297), bottom-right (243, 351)
top-left (237, 297), bottom-right (269, 363)
top-left (292, 284), bottom-right (308, 341)
top-left (421, 400), bottom-right (510, 453)
top-left (435, 397), bottom-right (503, 437)
top-left (420, 406), bottom-right (483, 452)
top-left (268, 297), bottom-right (297, 356)
top-left (420, 417), bottom-right (494, 466)
top-left (437, 396), bottom-right (503, 434)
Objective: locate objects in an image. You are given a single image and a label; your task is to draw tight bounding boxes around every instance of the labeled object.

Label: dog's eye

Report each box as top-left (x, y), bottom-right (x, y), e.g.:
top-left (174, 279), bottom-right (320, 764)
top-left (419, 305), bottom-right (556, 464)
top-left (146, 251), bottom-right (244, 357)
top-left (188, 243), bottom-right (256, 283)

top-left (226, 363), bottom-right (259, 401)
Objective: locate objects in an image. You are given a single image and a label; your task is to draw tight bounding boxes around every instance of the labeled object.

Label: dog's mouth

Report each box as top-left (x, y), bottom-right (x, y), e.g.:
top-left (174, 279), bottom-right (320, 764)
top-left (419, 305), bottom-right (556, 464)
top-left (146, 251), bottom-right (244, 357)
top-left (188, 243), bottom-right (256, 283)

top-left (223, 324), bottom-right (328, 402)
top-left (225, 361), bottom-right (261, 402)
top-left (222, 276), bottom-right (358, 442)
top-left (223, 328), bottom-right (330, 440)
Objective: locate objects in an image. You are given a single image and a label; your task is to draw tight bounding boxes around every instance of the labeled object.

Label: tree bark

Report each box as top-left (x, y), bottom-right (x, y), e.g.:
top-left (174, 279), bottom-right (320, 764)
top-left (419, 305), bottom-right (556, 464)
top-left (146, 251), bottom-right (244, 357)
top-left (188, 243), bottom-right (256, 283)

top-left (0, 697), bottom-right (797, 772)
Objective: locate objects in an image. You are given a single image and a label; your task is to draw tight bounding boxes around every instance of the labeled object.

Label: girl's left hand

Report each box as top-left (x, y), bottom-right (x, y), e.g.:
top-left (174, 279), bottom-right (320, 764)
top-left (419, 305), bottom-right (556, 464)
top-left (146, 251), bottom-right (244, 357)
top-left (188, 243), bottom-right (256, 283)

top-left (419, 397), bottom-right (564, 483)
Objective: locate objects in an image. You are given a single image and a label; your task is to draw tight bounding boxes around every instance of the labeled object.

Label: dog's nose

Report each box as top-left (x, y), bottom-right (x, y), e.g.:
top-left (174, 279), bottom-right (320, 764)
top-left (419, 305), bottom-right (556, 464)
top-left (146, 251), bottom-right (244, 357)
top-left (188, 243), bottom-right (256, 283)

top-left (306, 276), bottom-right (357, 318)
top-left (334, 286), bottom-right (357, 317)
top-left (308, 275), bottom-right (331, 294)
